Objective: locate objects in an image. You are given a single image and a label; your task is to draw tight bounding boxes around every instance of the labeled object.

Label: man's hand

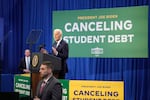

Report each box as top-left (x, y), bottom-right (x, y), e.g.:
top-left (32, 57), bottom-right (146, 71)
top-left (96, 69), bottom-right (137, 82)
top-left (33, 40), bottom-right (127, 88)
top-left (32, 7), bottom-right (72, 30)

top-left (33, 96), bottom-right (40, 100)
top-left (23, 69), bottom-right (30, 73)
top-left (52, 47), bottom-right (58, 55)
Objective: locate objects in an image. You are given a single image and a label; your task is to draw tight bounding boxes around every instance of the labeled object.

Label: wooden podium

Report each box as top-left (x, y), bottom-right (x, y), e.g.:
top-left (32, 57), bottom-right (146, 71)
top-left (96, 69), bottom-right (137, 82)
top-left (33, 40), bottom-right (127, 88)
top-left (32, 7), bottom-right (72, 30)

top-left (31, 52), bottom-right (61, 97)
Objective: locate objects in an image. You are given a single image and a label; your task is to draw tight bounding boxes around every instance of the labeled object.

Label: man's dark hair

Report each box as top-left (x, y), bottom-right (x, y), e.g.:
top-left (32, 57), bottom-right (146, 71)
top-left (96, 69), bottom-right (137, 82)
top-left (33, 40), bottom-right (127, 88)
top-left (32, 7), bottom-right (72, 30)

top-left (38, 44), bottom-right (45, 51)
top-left (41, 61), bottom-right (54, 70)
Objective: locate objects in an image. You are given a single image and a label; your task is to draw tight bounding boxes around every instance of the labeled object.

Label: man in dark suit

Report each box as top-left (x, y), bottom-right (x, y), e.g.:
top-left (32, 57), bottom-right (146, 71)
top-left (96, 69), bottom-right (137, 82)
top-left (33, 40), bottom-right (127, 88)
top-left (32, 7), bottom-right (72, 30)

top-left (18, 49), bottom-right (31, 73)
top-left (34, 61), bottom-right (62, 100)
top-left (52, 29), bottom-right (69, 79)
top-left (38, 44), bottom-right (48, 54)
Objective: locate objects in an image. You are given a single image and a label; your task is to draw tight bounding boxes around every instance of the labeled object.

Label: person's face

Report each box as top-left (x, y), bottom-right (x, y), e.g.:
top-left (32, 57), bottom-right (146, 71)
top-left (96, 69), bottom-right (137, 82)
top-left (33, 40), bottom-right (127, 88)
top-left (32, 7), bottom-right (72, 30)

top-left (39, 64), bottom-right (52, 78)
top-left (25, 50), bottom-right (30, 57)
top-left (54, 31), bottom-right (61, 41)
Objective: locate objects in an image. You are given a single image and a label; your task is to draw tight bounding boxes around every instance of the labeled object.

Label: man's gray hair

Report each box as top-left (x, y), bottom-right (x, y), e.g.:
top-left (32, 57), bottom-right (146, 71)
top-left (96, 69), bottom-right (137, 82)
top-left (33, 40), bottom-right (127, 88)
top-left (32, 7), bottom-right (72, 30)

top-left (53, 29), bottom-right (62, 35)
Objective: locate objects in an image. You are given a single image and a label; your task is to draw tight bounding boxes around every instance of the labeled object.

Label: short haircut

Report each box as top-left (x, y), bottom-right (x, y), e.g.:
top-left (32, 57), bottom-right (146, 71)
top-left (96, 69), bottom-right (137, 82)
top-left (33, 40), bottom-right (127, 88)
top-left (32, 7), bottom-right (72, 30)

top-left (25, 49), bottom-right (30, 52)
top-left (41, 61), bottom-right (54, 70)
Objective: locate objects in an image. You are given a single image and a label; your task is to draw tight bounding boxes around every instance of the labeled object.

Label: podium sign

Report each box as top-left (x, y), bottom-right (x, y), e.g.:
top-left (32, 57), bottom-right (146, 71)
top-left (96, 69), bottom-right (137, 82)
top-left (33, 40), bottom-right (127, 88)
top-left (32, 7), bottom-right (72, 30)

top-left (69, 80), bottom-right (124, 100)
top-left (14, 74), bottom-right (30, 98)
top-left (14, 75), bottom-right (124, 100)
top-left (59, 79), bottom-right (69, 100)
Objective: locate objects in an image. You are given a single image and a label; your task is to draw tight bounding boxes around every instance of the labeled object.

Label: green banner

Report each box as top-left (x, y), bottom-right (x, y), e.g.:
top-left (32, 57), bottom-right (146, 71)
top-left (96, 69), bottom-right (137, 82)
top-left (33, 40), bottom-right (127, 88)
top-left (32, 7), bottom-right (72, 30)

top-left (59, 79), bottom-right (69, 100)
top-left (14, 76), bottom-right (124, 100)
top-left (53, 6), bottom-right (148, 58)
top-left (14, 74), bottom-right (30, 98)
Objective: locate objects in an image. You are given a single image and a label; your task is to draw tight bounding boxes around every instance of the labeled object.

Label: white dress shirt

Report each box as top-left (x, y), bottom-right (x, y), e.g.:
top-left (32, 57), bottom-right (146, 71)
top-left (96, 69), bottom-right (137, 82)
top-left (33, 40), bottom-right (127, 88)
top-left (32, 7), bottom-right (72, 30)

top-left (25, 56), bottom-right (30, 70)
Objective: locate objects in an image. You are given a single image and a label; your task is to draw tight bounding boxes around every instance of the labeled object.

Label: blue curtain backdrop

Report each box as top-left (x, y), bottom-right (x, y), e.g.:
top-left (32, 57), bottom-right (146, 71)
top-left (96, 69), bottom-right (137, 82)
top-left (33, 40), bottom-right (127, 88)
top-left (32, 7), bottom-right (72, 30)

top-left (0, 0), bottom-right (150, 100)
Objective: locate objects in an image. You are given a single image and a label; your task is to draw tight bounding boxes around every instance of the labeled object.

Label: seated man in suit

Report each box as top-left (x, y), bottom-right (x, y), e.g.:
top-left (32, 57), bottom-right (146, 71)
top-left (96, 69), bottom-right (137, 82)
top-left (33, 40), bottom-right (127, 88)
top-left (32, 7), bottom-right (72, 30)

top-left (34, 61), bottom-right (62, 100)
top-left (18, 49), bottom-right (31, 73)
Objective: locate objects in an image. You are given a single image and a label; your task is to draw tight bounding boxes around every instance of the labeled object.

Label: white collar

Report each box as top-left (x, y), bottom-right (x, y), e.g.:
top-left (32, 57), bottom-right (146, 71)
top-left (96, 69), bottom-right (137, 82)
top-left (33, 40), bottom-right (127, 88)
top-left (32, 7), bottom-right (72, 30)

top-left (43, 73), bottom-right (52, 83)
top-left (56, 38), bottom-right (62, 44)
top-left (25, 56), bottom-right (30, 58)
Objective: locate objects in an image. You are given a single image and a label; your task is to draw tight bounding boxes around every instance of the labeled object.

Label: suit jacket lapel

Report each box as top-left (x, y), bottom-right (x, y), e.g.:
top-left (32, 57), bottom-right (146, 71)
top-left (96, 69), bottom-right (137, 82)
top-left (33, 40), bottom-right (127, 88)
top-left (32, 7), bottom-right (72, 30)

top-left (53, 42), bottom-right (57, 48)
top-left (37, 81), bottom-right (43, 97)
top-left (40, 77), bottom-right (53, 96)
top-left (56, 40), bottom-right (63, 50)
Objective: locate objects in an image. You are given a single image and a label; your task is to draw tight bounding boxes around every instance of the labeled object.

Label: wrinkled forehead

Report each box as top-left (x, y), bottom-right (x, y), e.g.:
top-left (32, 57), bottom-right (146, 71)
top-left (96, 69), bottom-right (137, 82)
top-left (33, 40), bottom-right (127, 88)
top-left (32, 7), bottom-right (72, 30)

top-left (54, 31), bottom-right (60, 35)
top-left (54, 29), bottom-right (62, 35)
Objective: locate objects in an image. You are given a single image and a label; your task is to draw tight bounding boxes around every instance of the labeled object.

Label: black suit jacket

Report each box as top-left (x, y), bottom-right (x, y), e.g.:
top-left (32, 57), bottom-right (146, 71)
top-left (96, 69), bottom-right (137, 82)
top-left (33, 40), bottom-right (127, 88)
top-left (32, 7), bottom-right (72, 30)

top-left (36, 76), bottom-right (62, 100)
top-left (18, 57), bottom-right (31, 73)
top-left (52, 39), bottom-right (69, 75)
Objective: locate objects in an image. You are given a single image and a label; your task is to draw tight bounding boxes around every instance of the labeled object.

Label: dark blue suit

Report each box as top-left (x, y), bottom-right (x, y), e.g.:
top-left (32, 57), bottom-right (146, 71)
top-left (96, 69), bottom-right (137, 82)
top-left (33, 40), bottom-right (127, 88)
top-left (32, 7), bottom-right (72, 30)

top-left (36, 76), bottom-right (62, 100)
top-left (52, 39), bottom-right (69, 79)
